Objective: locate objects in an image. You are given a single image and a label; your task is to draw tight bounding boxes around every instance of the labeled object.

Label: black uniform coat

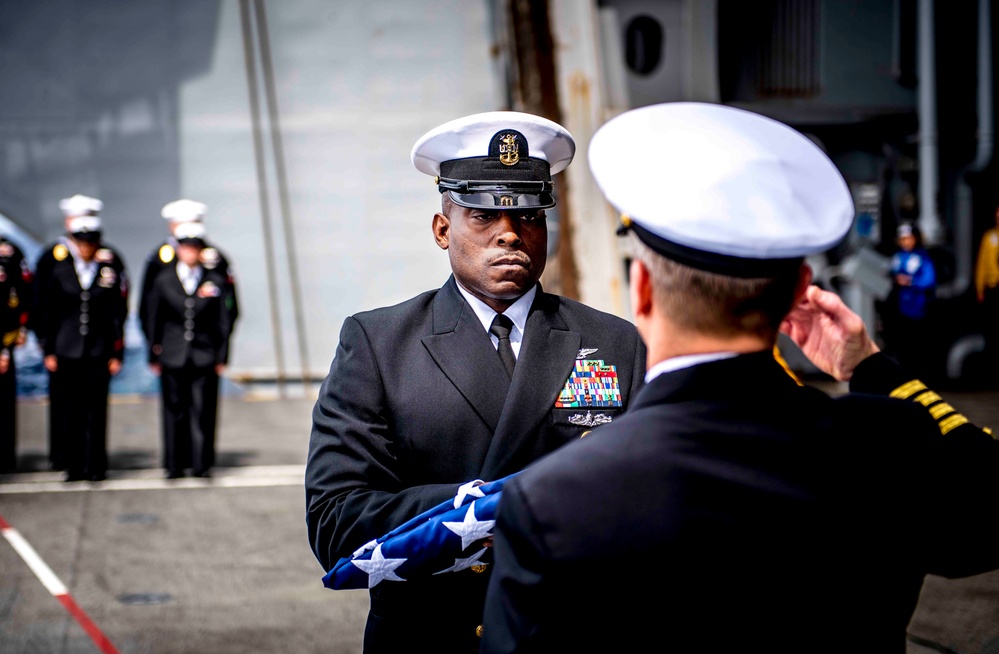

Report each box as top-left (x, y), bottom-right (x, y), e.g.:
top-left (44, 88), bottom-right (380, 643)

top-left (41, 245), bottom-right (127, 361)
top-left (30, 238), bottom-right (70, 346)
top-left (139, 240), bottom-right (237, 345)
top-left (145, 265), bottom-right (233, 369)
top-left (480, 351), bottom-right (999, 654)
top-left (306, 276), bottom-right (646, 652)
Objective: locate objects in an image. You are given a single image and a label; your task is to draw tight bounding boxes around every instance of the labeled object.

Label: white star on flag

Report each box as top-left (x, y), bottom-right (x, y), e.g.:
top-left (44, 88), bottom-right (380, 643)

top-left (434, 546), bottom-right (489, 575)
top-left (351, 544), bottom-right (407, 588)
top-left (443, 502), bottom-right (496, 549)
top-left (352, 539), bottom-right (378, 558)
top-left (454, 479), bottom-right (486, 508)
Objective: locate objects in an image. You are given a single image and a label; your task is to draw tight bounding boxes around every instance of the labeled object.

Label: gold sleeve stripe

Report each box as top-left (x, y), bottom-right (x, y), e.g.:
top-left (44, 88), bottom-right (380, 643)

top-left (939, 414), bottom-right (969, 435)
top-left (929, 403), bottom-right (956, 420)
top-left (2, 330), bottom-right (17, 346)
top-left (913, 390), bottom-right (942, 406)
top-left (890, 380), bottom-right (927, 400)
top-left (773, 346), bottom-right (803, 386)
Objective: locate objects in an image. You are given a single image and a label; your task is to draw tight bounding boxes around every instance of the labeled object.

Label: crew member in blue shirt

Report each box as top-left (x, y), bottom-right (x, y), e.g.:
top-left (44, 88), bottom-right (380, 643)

top-left (887, 222), bottom-right (936, 376)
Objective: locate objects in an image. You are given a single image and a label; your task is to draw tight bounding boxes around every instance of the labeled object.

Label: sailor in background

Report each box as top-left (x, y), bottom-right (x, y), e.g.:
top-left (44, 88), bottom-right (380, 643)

top-left (975, 205), bottom-right (999, 370)
top-left (885, 222), bottom-right (936, 378)
top-left (139, 199), bottom-right (238, 351)
top-left (38, 213), bottom-right (127, 482)
top-left (32, 194), bottom-right (125, 471)
top-left (146, 222), bottom-right (236, 479)
top-left (0, 234), bottom-right (31, 473)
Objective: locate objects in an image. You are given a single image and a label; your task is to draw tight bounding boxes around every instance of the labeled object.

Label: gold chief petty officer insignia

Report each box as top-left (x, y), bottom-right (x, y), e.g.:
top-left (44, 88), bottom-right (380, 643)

top-left (498, 134), bottom-right (519, 166)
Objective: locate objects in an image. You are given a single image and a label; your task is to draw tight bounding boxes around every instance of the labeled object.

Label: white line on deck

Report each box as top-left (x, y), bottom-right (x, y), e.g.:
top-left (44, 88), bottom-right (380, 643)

top-left (0, 465), bottom-right (306, 494)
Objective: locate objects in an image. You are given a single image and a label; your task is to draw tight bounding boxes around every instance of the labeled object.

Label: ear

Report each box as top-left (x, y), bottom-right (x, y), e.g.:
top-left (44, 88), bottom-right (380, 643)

top-left (432, 213), bottom-right (450, 251)
top-left (629, 258), bottom-right (653, 321)
top-left (793, 262), bottom-right (814, 303)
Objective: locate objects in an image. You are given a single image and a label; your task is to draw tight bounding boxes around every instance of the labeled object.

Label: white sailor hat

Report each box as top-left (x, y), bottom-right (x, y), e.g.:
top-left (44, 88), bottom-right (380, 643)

top-left (411, 111), bottom-right (575, 210)
top-left (896, 223), bottom-right (915, 238)
top-left (68, 215), bottom-right (102, 241)
top-left (173, 221), bottom-right (207, 244)
top-left (161, 199), bottom-right (207, 223)
top-left (59, 194), bottom-right (103, 217)
top-left (589, 102), bottom-right (855, 277)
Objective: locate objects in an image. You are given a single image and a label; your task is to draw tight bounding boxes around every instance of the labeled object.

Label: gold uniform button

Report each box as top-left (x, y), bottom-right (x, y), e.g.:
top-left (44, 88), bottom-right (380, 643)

top-left (580, 430), bottom-right (592, 438)
top-left (476, 625), bottom-right (484, 638)
top-left (470, 564), bottom-right (488, 573)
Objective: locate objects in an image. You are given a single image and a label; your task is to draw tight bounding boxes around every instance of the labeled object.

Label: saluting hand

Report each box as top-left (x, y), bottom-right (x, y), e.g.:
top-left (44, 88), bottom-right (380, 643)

top-left (779, 285), bottom-right (879, 382)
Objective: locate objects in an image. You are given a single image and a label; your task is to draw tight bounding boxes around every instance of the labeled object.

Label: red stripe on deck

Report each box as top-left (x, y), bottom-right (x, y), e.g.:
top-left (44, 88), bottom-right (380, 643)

top-left (56, 594), bottom-right (121, 654)
top-left (1, 513), bottom-right (120, 654)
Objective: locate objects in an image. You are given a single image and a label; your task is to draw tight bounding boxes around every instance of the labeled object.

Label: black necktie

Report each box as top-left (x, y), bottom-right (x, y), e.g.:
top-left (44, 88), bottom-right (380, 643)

top-left (489, 314), bottom-right (517, 379)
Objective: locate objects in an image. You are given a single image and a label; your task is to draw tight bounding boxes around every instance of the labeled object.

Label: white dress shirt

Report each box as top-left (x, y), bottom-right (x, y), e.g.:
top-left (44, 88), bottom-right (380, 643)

top-left (176, 262), bottom-right (203, 295)
top-left (455, 282), bottom-right (537, 360)
top-left (73, 257), bottom-right (98, 290)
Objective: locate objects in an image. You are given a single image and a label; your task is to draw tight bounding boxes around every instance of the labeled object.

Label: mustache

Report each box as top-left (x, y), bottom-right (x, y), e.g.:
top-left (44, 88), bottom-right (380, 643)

top-left (488, 251), bottom-right (532, 266)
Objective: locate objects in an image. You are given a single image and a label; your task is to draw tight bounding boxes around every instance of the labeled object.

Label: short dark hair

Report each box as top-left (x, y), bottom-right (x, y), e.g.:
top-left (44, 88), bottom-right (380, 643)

top-left (629, 233), bottom-right (800, 342)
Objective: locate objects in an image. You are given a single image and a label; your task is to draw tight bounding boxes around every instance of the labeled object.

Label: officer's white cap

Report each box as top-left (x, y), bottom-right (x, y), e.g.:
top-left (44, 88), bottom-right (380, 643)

top-left (411, 111), bottom-right (575, 210)
top-left (68, 215), bottom-right (102, 234)
top-left (59, 194), bottom-right (103, 217)
top-left (174, 221), bottom-right (207, 242)
top-left (589, 102), bottom-right (855, 277)
top-left (897, 223), bottom-right (914, 238)
top-left (161, 199), bottom-right (207, 223)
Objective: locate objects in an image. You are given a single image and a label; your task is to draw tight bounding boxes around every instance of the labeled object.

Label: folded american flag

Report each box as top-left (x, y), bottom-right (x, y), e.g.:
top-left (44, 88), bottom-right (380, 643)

top-left (323, 474), bottom-right (515, 590)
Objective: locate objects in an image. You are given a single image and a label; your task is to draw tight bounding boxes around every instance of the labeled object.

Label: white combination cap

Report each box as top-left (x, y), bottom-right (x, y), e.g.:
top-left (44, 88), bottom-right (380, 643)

top-left (173, 221), bottom-right (207, 243)
top-left (411, 111), bottom-right (575, 210)
top-left (161, 199), bottom-right (207, 224)
top-left (59, 194), bottom-right (103, 217)
top-left (589, 102), bottom-right (855, 277)
top-left (896, 223), bottom-right (915, 238)
top-left (68, 215), bottom-right (102, 235)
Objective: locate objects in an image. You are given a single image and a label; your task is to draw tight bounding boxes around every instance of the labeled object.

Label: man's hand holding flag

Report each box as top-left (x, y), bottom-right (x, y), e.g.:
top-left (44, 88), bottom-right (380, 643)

top-left (323, 474), bottom-right (514, 590)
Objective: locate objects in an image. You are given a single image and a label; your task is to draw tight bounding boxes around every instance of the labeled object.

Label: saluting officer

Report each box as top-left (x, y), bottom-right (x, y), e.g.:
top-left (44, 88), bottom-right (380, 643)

top-left (39, 212), bottom-right (127, 482)
top-left (0, 234), bottom-right (31, 473)
top-left (146, 221), bottom-right (236, 479)
top-left (480, 102), bottom-right (999, 653)
top-left (139, 199), bottom-right (238, 349)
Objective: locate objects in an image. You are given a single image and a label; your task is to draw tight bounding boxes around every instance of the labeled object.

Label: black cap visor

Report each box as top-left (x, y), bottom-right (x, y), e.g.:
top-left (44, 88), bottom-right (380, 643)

top-left (71, 230), bottom-right (102, 244)
top-left (445, 188), bottom-right (555, 210)
top-left (438, 155), bottom-right (556, 209)
top-left (623, 221), bottom-right (804, 279)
